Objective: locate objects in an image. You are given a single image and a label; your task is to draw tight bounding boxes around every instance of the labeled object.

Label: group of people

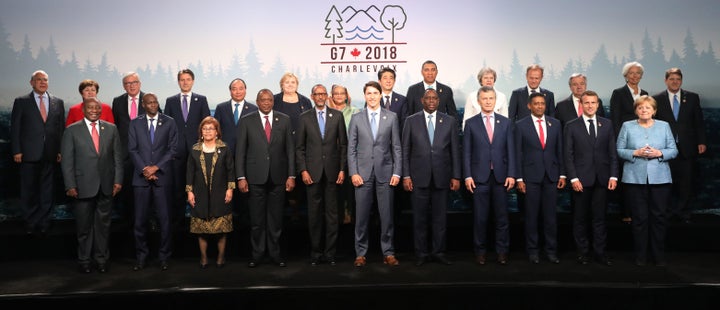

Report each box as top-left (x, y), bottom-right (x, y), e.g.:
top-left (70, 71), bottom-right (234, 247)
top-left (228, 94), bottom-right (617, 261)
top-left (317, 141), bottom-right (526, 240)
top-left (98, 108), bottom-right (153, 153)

top-left (10, 59), bottom-right (706, 274)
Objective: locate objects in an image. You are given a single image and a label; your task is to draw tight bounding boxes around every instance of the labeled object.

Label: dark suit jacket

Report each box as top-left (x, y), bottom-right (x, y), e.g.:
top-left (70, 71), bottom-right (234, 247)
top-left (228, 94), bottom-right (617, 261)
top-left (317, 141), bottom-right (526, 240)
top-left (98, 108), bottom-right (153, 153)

top-left (61, 120), bottom-right (123, 198)
top-left (112, 92), bottom-right (146, 159)
top-left (214, 100), bottom-right (258, 154)
top-left (402, 111), bottom-right (461, 188)
top-left (296, 107), bottom-right (347, 181)
top-left (127, 113), bottom-right (178, 187)
top-left (186, 140), bottom-right (235, 219)
top-left (347, 108), bottom-right (402, 182)
top-left (405, 81), bottom-right (459, 123)
top-left (508, 87), bottom-right (555, 121)
top-left (554, 95), bottom-right (605, 127)
top-left (164, 93), bottom-right (211, 159)
top-left (514, 115), bottom-right (564, 183)
top-left (563, 116), bottom-right (618, 187)
top-left (235, 111), bottom-right (295, 185)
top-left (11, 92), bottom-right (65, 162)
top-left (652, 89), bottom-right (707, 160)
top-left (462, 113), bottom-right (516, 183)
top-left (609, 85), bottom-right (647, 137)
top-left (382, 91), bottom-right (408, 129)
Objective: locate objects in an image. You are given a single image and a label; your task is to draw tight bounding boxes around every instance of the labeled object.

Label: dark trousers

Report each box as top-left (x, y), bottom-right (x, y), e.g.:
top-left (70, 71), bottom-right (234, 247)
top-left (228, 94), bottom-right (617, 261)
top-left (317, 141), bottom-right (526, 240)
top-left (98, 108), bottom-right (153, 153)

top-left (133, 184), bottom-right (173, 263)
top-left (19, 160), bottom-right (56, 231)
top-left (523, 177), bottom-right (558, 256)
top-left (248, 182), bottom-right (285, 261)
top-left (172, 155), bottom-right (189, 230)
top-left (411, 184), bottom-right (448, 258)
top-left (571, 183), bottom-right (608, 256)
top-left (306, 173), bottom-right (340, 259)
top-left (73, 190), bottom-right (113, 266)
top-left (471, 171), bottom-right (510, 255)
top-left (625, 183), bottom-right (671, 263)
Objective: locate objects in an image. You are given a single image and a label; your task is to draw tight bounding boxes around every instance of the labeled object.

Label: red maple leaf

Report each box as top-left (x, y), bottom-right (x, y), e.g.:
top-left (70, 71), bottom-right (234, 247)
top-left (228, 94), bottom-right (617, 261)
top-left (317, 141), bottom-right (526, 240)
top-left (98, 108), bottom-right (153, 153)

top-left (351, 48), bottom-right (361, 58)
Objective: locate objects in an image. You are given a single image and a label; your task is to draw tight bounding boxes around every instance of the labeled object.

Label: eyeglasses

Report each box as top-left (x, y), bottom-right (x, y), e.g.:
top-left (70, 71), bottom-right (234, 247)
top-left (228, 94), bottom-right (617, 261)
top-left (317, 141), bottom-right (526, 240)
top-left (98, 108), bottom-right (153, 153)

top-left (124, 81), bottom-right (140, 86)
top-left (201, 127), bottom-right (216, 131)
top-left (312, 93), bottom-right (328, 96)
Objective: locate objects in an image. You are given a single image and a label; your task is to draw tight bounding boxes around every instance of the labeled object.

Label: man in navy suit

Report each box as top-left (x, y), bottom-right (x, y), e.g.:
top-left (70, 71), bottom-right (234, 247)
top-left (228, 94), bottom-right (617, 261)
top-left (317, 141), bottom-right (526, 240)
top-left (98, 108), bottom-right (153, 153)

top-left (554, 73), bottom-right (606, 127)
top-left (296, 84), bottom-right (347, 266)
top-left (348, 81), bottom-right (402, 267)
top-left (128, 93), bottom-right (178, 271)
top-left (402, 88), bottom-right (461, 266)
top-left (236, 89), bottom-right (295, 268)
top-left (463, 86), bottom-right (516, 266)
top-left (61, 97), bottom-right (123, 273)
top-left (563, 90), bottom-right (618, 266)
top-left (508, 64), bottom-right (555, 121)
top-left (515, 92), bottom-right (566, 264)
top-left (652, 68), bottom-right (707, 224)
top-left (378, 67), bottom-right (408, 128)
top-left (11, 70), bottom-right (65, 235)
top-left (215, 78), bottom-right (257, 222)
top-left (111, 72), bottom-right (145, 222)
top-left (405, 60), bottom-right (459, 124)
top-left (164, 69), bottom-right (211, 231)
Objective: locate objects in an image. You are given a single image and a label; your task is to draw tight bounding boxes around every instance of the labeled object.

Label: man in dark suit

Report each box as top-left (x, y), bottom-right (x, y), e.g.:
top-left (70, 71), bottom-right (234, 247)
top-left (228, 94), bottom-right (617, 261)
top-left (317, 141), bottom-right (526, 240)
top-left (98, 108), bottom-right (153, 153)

top-left (164, 69), bottom-right (211, 231)
top-left (128, 93), bottom-right (178, 271)
top-left (463, 86), bottom-right (516, 266)
top-left (296, 84), bottom-right (347, 266)
top-left (508, 64), bottom-right (555, 121)
top-left (215, 78), bottom-right (258, 223)
top-left (111, 72), bottom-right (145, 222)
top-left (555, 73), bottom-right (606, 127)
top-left (405, 60), bottom-right (459, 124)
top-left (236, 89), bottom-right (296, 268)
top-left (515, 92), bottom-right (566, 264)
top-left (11, 70), bottom-right (65, 235)
top-left (563, 90), bottom-right (618, 266)
top-left (61, 97), bottom-right (123, 273)
top-left (348, 81), bottom-right (402, 267)
top-left (378, 67), bottom-right (408, 128)
top-left (402, 88), bottom-right (461, 266)
top-left (653, 68), bottom-right (707, 224)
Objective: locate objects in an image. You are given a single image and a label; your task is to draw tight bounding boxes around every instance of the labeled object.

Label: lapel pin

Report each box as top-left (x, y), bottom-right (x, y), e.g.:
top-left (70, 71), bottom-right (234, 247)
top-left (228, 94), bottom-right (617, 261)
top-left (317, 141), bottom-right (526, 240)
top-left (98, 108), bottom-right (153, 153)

top-left (275, 117), bottom-right (279, 122)
top-left (382, 115), bottom-right (387, 120)
top-left (194, 97), bottom-right (198, 102)
top-left (547, 122), bottom-right (552, 127)
top-left (439, 118), bottom-right (443, 123)
top-left (328, 113), bottom-right (333, 118)
top-left (598, 122), bottom-right (602, 127)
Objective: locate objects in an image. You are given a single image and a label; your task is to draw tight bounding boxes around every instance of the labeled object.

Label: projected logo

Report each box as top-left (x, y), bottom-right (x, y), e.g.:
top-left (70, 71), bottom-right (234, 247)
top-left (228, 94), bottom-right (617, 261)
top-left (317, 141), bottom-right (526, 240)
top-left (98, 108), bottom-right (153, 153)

top-left (321, 4), bottom-right (408, 74)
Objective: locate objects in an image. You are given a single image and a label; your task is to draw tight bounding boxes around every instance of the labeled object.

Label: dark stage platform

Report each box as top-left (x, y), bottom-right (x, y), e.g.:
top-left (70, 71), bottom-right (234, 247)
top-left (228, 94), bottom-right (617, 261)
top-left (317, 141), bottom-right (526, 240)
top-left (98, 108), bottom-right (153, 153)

top-left (1, 212), bottom-right (719, 309)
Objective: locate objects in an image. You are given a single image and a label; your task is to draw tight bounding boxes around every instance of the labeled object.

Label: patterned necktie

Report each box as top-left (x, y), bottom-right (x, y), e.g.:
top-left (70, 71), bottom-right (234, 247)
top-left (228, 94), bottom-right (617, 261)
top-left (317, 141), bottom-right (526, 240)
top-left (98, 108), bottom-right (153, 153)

top-left (264, 115), bottom-right (271, 143)
top-left (234, 103), bottom-right (240, 125)
top-left (427, 114), bottom-right (435, 144)
top-left (577, 99), bottom-right (583, 117)
top-left (130, 97), bottom-right (137, 119)
top-left (385, 95), bottom-right (391, 110)
top-left (182, 94), bottom-right (189, 122)
top-left (588, 119), bottom-right (596, 142)
top-left (91, 122), bottom-right (99, 153)
top-left (318, 111), bottom-right (325, 139)
top-left (370, 112), bottom-right (378, 140)
top-left (485, 115), bottom-right (493, 143)
top-left (38, 94), bottom-right (47, 122)
top-left (149, 118), bottom-right (155, 144)
top-left (537, 119), bottom-right (545, 149)
top-left (673, 94), bottom-right (680, 120)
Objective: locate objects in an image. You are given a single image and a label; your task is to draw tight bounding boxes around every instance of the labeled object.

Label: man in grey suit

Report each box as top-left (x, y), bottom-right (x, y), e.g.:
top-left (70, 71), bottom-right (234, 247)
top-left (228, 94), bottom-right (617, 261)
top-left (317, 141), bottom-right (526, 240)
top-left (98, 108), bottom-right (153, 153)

top-left (11, 70), bottom-right (65, 235)
top-left (296, 84), bottom-right (347, 266)
top-left (348, 81), bottom-right (402, 267)
top-left (61, 97), bottom-right (123, 273)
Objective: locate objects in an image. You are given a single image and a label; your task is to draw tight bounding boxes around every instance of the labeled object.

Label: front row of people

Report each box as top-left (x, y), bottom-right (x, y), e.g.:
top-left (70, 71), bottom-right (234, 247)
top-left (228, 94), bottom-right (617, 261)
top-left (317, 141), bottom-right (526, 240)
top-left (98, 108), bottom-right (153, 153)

top-left (58, 81), bottom-right (677, 273)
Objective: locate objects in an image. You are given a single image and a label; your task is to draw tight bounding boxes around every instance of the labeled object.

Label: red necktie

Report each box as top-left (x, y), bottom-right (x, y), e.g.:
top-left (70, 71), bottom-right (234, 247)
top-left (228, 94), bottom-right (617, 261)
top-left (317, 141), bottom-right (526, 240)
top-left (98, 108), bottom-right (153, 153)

top-left (38, 94), bottom-right (47, 122)
top-left (577, 99), bottom-right (583, 117)
top-left (91, 122), bottom-right (99, 154)
top-left (537, 119), bottom-right (545, 149)
top-left (264, 115), bottom-right (271, 143)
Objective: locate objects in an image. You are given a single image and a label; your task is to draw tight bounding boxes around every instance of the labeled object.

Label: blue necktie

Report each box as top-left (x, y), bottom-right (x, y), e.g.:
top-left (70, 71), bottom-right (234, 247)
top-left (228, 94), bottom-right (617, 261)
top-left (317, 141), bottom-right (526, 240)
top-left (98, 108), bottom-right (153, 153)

top-left (149, 118), bottom-right (155, 144)
top-left (673, 94), bottom-right (680, 120)
top-left (234, 103), bottom-right (240, 125)
top-left (427, 114), bottom-right (434, 144)
top-left (318, 110), bottom-right (325, 139)
top-left (182, 95), bottom-right (189, 122)
top-left (370, 112), bottom-right (378, 140)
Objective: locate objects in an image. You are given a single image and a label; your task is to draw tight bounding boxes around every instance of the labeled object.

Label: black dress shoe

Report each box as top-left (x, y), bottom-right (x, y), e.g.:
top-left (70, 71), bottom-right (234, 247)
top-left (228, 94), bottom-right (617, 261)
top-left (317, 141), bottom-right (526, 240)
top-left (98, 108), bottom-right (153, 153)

top-left (133, 262), bottom-right (145, 271)
top-left (497, 253), bottom-right (508, 265)
top-left (547, 254), bottom-right (560, 264)
top-left (200, 263), bottom-right (208, 269)
top-left (79, 265), bottom-right (92, 274)
top-left (594, 255), bottom-right (613, 266)
top-left (475, 255), bottom-right (486, 265)
top-left (529, 254), bottom-right (540, 264)
top-left (635, 259), bottom-right (647, 267)
top-left (432, 254), bottom-right (453, 265)
top-left (577, 255), bottom-right (590, 265)
top-left (415, 257), bottom-right (428, 266)
top-left (327, 258), bottom-right (337, 266)
top-left (248, 260), bottom-right (258, 268)
top-left (160, 261), bottom-right (169, 271)
top-left (276, 261), bottom-right (287, 267)
top-left (310, 258), bottom-right (319, 267)
top-left (97, 264), bottom-right (107, 273)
